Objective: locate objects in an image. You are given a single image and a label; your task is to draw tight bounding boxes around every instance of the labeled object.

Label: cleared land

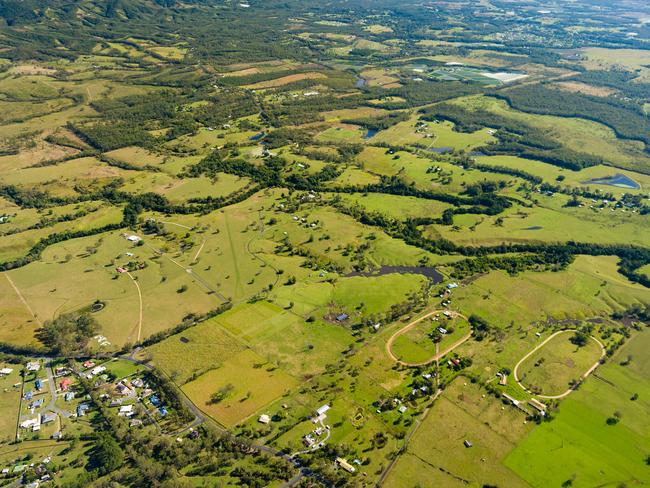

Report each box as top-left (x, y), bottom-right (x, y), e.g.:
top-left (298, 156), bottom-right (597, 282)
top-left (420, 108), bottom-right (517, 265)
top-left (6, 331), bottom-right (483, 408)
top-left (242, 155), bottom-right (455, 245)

top-left (506, 328), bottom-right (650, 487)
top-left (515, 330), bottom-right (604, 397)
top-left (384, 378), bottom-right (531, 487)
top-left (181, 349), bottom-right (298, 428)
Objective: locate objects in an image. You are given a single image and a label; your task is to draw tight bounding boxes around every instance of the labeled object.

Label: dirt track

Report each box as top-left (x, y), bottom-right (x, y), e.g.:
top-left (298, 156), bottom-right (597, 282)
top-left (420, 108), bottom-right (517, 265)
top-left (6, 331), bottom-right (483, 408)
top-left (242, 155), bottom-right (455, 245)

top-left (386, 310), bottom-right (471, 367)
top-left (513, 329), bottom-right (606, 400)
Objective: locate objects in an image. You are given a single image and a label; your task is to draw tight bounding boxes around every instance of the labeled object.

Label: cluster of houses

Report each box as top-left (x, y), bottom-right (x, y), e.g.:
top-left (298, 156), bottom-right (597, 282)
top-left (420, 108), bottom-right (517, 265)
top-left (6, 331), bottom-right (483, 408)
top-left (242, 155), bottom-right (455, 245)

top-left (95, 371), bottom-right (169, 427)
top-left (301, 405), bottom-right (332, 449)
top-left (0, 367), bottom-right (14, 376)
top-left (19, 412), bottom-right (57, 433)
top-left (93, 335), bottom-right (111, 348)
top-left (291, 214), bottom-right (319, 229)
top-left (1, 458), bottom-right (53, 486)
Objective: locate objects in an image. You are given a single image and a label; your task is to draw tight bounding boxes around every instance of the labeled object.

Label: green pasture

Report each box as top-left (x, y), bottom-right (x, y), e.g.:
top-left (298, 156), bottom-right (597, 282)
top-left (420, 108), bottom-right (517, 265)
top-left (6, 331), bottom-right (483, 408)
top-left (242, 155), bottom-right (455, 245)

top-left (517, 330), bottom-right (603, 396)
top-left (453, 255), bottom-right (650, 329)
top-left (0, 273), bottom-right (40, 347)
top-left (385, 378), bottom-right (531, 487)
top-left (336, 193), bottom-right (455, 220)
top-left (5, 230), bottom-right (221, 346)
top-left (475, 155), bottom-right (650, 194)
top-left (0, 367), bottom-right (21, 443)
top-left (182, 348), bottom-right (298, 428)
top-left (505, 328), bottom-right (650, 487)
top-left (0, 156), bottom-right (140, 197)
top-left (430, 195), bottom-right (650, 247)
top-left (147, 315), bottom-right (247, 384)
top-left (315, 125), bottom-right (365, 144)
top-left (211, 301), bottom-right (352, 378)
top-left (372, 118), bottom-right (495, 149)
top-left (453, 96), bottom-right (650, 173)
top-left (391, 315), bottom-right (470, 364)
top-left (0, 205), bottom-right (123, 263)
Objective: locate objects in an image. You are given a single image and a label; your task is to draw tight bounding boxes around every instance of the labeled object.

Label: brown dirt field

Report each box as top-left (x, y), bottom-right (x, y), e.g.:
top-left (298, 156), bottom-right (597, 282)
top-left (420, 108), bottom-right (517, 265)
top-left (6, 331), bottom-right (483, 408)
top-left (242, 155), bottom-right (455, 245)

top-left (10, 65), bottom-right (58, 76)
top-left (555, 81), bottom-right (617, 97)
top-left (84, 165), bottom-right (123, 178)
top-left (0, 140), bottom-right (79, 172)
top-left (52, 128), bottom-right (91, 148)
top-left (245, 72), bottom-right (327, 89)
top-left (223, 67), bottom-right (261, 77)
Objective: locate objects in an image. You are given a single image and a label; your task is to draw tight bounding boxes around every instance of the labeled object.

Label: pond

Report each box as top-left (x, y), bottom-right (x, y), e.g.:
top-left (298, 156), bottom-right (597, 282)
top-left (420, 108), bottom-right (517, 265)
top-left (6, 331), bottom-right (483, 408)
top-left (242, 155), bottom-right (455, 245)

top-left (355, 78), bottom-right (366, 88)
top-left (581, 173), bottom-right (640, 190)
top-left (249, 132), bottom-right (265, 141)
top-left (346, 265), bottom-right (443, 282)
top-left (427, 146), bottom-right (454, 154)
top-left (364, 128), bottom-right (379, 139)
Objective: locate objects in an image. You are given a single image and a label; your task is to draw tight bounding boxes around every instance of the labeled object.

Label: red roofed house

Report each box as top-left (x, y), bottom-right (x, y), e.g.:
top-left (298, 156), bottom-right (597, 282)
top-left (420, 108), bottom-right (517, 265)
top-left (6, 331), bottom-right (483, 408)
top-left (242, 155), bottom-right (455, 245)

top-left (60, 378), bottom-right (72, 391)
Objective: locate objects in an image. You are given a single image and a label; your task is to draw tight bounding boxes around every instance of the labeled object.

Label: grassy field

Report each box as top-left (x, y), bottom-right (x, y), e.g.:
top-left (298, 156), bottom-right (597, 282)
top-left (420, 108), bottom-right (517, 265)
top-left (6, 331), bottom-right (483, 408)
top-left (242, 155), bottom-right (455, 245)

top-left (0, 367), bottom-right (22, 443)
top-left (506, 328), bottom-right (650, 487)
top-left (244, 72), bottom-right (326, 89)
top-left (336, 193), bottom-right (455, 220)
top-left (5, 230), bottom-right (221, 346)
top-left (0, 204), bottom-right (123, 262)
top-left (315, 124), bottom-right (366, 143)
top-left (429, 194), bottom-right (650, 247)
top-left (452, 95), bottom-right (650, 173)
top-left (517, 330), bottom-right (603, 396)
top-left (385, 377), bottom-right (531, 487)
top-left (147, 316), bottom-right (246, 384)
top-left (475, 155), bottom-right (650, 195)
top-left (182, 349), bottom-right (298, 428)
top-left (210, 301), bottom-right (352, 378)
top-left (453, 255), bottom-right (650, 328)
top-left (372, 118), bottom-right (495, 149)
top-left (579, 47), bottom-right (650, 81)
top-left (390, 315), bottom-right (470, 364)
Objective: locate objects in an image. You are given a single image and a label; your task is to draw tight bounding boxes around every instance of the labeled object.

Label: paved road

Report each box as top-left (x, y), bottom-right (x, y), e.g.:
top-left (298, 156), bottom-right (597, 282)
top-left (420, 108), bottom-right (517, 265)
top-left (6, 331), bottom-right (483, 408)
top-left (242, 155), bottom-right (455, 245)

top-left (385, 310), bottom-right (471, 366)
top-left (513, 329), bottom-right (606, 399)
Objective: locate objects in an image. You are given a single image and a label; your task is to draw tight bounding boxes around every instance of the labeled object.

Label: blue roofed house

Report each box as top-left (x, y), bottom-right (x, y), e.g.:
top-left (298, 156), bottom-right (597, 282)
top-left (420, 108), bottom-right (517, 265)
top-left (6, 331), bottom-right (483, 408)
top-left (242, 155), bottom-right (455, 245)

top-left (77, 403), bottom-right (90, 417)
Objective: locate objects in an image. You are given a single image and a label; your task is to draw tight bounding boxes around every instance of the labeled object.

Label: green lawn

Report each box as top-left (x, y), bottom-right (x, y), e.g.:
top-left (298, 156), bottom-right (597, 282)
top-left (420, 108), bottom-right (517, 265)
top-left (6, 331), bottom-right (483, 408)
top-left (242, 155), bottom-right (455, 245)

top-left (385, 378), bottom-right (531, 488)
top-left (517, 331), bottom-right (603, 396)
top-left (391, 315), bottom-right (470, 364)
top-left (505, 329), bottom-right (650, 487)
top-left (182, 349), bottom-right (298, 428)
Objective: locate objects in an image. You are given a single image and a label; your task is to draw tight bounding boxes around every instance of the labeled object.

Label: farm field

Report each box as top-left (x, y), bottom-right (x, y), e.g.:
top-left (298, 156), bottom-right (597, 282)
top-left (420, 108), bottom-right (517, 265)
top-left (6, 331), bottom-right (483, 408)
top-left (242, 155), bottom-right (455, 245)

top-left (451, 96), bottom-right (650, 173)
top-left (182, 349), bottom-right (299, 428)
top-left (390, 314), bottom-right (470, 364)
top-left (384, 378), bottom-right (531, 487)
top-left (506, 328), bottom-right (650, 487)
top-left (430, 195), bottom-right (650, 247)
top-left (452, 255), bottom-right (650, 328)
top-left (516, 330), bottom-right (604, 397)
